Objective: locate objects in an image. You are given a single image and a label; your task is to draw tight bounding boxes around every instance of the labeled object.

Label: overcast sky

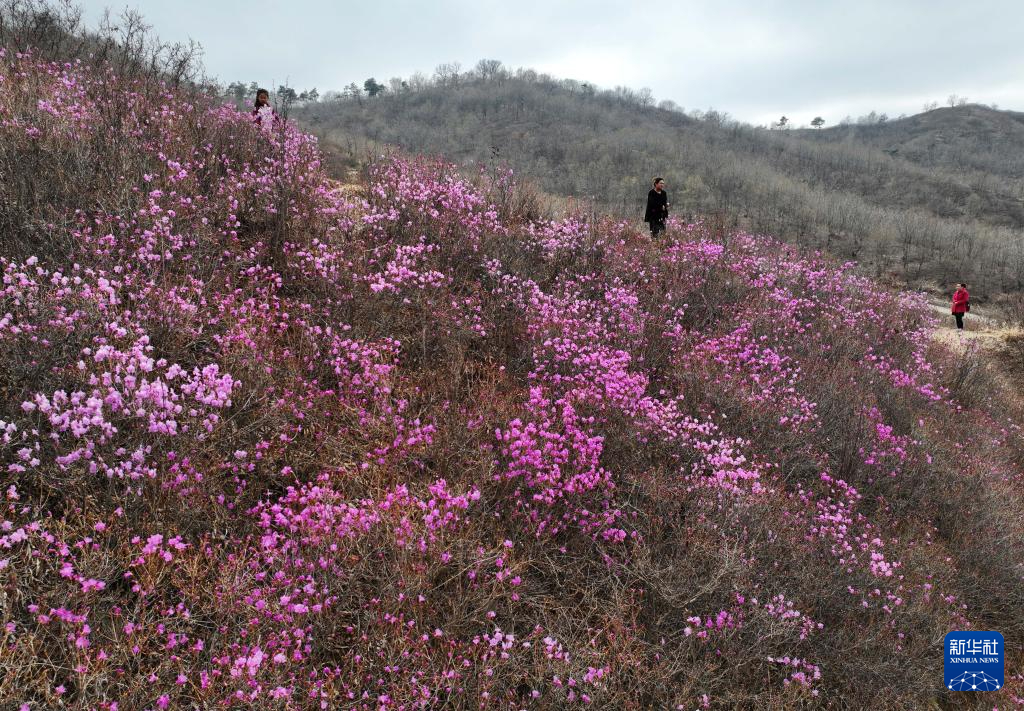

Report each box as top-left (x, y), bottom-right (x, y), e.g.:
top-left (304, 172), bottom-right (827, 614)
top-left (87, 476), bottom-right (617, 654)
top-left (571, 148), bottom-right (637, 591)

top-left (81, 0), bottom-right (1024, 127)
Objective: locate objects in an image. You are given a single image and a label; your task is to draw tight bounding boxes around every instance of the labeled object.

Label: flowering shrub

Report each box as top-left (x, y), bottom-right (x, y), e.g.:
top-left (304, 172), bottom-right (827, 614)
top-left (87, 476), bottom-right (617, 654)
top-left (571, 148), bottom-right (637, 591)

top-left (1, 49), bottom-right (1023, 709)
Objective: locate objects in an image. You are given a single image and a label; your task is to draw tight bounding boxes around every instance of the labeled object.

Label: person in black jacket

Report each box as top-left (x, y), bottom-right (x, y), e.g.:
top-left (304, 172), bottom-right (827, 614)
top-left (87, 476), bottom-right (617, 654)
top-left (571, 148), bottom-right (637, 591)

top-left (644, 177), bottom-right (669, 236)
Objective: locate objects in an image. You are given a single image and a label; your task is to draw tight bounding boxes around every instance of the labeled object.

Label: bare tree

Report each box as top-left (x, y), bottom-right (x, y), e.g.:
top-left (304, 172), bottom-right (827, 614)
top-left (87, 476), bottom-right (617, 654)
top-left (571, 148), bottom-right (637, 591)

top-left (475, 58), bottom-right (503, 81)
top-left (0, 0), bottom-right (203, 87)
top-left (434, 61), bottom-right (462, 87)
top-left (388, 76), bottom-right (407, 94)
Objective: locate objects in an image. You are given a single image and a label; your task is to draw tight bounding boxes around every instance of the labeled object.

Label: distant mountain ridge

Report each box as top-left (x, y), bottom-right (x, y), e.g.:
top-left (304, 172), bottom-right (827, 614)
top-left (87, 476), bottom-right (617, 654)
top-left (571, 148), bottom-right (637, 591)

top-left (297, 74), bottom-right (1024, 297)
top-left (801, 105), bottom-right (1024, 180)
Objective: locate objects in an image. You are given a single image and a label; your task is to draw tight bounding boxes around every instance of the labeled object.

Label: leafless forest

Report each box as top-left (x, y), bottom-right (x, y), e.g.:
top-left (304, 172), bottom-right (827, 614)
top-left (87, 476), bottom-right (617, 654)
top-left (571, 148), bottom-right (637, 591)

top-left (293, 62), bottom-right (1024, 302)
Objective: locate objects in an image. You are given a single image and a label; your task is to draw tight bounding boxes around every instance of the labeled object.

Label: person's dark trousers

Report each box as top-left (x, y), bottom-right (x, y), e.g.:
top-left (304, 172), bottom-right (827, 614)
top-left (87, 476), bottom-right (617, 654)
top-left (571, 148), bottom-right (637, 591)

top-left (649, 219), bottom-right (665, 237)
top-left (954, 313), bottom-right (964, 330)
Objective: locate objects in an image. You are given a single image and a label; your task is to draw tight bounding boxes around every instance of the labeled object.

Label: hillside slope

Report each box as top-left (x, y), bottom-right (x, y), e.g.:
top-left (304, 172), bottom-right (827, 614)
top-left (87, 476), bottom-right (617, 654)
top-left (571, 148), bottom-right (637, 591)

top-left (798, 105), bottom-right (1024, 180)
top-left (2, 51), bottom-right (1024, 709)
top-left (298, 78), bottom-right (1024, 298)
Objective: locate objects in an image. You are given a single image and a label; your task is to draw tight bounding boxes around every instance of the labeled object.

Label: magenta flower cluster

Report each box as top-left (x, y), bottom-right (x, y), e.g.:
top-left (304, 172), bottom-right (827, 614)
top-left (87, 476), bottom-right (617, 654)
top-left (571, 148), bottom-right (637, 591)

top-left (2, 48), bottom-right (1022, 709)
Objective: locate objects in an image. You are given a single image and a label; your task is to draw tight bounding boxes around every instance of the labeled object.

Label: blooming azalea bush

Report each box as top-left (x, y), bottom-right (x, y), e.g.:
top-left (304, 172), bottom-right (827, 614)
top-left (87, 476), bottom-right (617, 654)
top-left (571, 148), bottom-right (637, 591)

top-left (1, 48), bottom-right (1023, 710)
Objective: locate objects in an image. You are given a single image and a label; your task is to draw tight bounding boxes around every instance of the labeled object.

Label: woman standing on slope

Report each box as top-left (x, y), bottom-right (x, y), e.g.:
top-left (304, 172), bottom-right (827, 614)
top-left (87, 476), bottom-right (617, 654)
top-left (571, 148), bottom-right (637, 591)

top-left (252, 88), bottom-right (278, 129)
top-left (644, 177), bottom-right (669, 237)
top-left (951, 282), bottom-right (970, 330)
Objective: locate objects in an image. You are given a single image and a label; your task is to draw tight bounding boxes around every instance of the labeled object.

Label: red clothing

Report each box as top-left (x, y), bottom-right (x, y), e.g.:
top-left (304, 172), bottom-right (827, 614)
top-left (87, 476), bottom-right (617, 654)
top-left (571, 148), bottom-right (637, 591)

top-left (951, 287), bottom-right (969, 314)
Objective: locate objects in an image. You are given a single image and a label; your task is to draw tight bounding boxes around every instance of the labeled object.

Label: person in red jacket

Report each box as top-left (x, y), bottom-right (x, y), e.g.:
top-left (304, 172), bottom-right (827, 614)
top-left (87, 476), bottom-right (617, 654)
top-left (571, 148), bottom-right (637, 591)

top-left (951, 283), bottom-right (969, 330)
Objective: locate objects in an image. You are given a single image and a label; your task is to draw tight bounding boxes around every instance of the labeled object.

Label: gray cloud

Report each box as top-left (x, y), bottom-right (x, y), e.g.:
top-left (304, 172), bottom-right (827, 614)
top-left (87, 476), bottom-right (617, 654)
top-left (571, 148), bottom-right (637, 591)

top-left (82, 0), bottom-right (1024, 125)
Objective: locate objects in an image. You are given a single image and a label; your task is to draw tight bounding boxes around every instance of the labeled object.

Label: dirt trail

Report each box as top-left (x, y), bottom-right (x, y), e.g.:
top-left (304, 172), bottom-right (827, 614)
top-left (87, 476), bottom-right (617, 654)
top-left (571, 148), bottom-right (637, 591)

top-left (324, 177), bottom-right (365, 198)
top-left (928, 302), bottom-right (1015, 351)
top-left (929, 301), bottom-right (1024, 419)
